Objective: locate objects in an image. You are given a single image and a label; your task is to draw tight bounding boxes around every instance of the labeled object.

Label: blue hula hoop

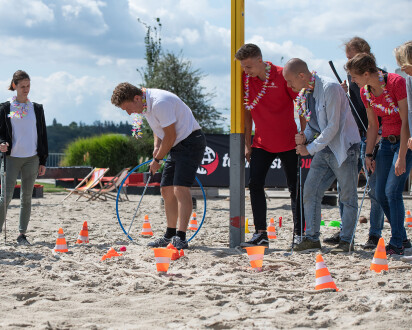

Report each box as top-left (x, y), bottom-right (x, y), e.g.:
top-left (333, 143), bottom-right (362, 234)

top-left (115, 160), bottom-right (207, 243)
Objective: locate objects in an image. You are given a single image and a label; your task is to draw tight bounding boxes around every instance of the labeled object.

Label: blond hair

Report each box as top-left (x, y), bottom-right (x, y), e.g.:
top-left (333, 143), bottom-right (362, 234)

top-left (394, 41), bottom-right (412, 67)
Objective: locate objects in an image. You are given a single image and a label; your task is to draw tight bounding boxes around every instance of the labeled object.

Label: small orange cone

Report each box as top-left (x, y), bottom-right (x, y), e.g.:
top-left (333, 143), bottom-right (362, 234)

top-left (243, 246), bottom-right (266, 271)
top-left (54, 228), bottom-right (68, 253)
top-left (188, 212), bottom-right (198, 231)
top-left (370, 237), bottom-right (389, 273)
top-left (76, 221), bottom-right (89, 244)
top-left (167, 243), bottom-right (181, 261)
top-left (152, 248), bottom-right (174, 273)
top-left (101, 247), bottom-right (122, 261)
top-left (141, 214), bottom-right (153, 236)
top-left (315, 254), bottom-right (339, 291)
top-left (406, 210), bottom-right (412, 228)
top-left (267, 218), bottom-right (277, 239)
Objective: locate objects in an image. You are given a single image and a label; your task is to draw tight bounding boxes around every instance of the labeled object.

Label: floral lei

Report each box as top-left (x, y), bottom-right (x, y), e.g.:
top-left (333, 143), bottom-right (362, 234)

top-left (363, 71), bottom-right (399, 115)
top-left (294, 71), bottom-right (316, 121)
top-left (8, 96), bottom-right (30, 119)
top-left (131, 88), bottom-right (148, 139)
top-left (244, 62), bottom-right (271, 111)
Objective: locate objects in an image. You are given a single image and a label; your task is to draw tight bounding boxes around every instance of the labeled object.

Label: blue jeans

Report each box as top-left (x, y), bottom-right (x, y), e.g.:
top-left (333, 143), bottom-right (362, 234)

top-left (338, 137), bottom-right (384, 237)
top-left (304, 145), bottom-right (359, 243)
top-left (375, 139), bottom-right (412, 248)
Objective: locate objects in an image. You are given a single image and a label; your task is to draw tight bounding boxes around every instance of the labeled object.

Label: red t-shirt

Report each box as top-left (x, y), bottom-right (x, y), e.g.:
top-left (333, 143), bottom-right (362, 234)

top-left (243, 63), bottom-right (298, 153)
top-left (360, 73), bottom-right (407, 137)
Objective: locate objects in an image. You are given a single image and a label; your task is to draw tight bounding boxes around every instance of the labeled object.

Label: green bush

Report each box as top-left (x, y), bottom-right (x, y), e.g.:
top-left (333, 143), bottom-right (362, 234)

top-left (61, 133), bottom-right (154, 175)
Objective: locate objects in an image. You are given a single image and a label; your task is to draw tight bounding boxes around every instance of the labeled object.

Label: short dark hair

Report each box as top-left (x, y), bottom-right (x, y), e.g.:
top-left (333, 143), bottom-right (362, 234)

top-left (235, 43), bottom-right (262, 60)
top-left (8, 70), bottom-right (30, 91)
top-left (111, 82), bottom-right (143, 107)
top-left (345, 53), bottom-right (378, 75)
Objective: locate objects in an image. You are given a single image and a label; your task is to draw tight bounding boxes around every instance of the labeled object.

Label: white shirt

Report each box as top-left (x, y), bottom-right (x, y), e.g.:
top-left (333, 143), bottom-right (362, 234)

top-left (144, 89), bottom-right (200, 146)
top-left (10, 101), bottom-right (38, 158)
top-left (304, 75), bottom-right (360, 167)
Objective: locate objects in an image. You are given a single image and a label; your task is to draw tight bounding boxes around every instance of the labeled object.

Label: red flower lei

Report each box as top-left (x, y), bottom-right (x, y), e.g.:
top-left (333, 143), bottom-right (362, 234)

top-left (244, 62), bottom-right (271, 111)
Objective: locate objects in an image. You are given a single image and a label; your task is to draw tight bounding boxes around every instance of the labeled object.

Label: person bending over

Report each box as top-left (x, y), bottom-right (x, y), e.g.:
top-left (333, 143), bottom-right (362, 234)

top-left (283, 58), bottom-right (360, 253)
top-left (111, 83), bottom-right (206, 249)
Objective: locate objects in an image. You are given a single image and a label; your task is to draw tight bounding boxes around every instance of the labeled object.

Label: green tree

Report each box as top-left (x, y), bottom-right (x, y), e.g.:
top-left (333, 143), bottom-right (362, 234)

top-left (137, 18), bottom-right (223, 133)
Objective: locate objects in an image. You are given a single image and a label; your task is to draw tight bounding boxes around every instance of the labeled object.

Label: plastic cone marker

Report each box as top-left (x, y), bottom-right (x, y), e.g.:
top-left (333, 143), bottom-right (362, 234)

top-left (188, 212), bottom-right (198, 231)
top-left (152, 248), bottom-right (174, 273)
top-left (141, 214), bottom-right (153, 236)
top-left (243, 246), bottom-right (266, 271)
top-left (406, 210), bottom-right (412, 228)
top-left (370, 238), bottom-right (389, 273)
top-left (245, 218), bottom-right (250, 234)
top-left (315, 254), bottom-right (339, 291)
top-left (101, 247), bottom-right (123, 261)
top-left (267, 218), bottom-right (277, 239)
top-left (54, 228), bottom-right (69, 253)
top-left (76, 221), bottom-right (89, 244)
top-left (328, 220), bottom-right (341, 227)
top-left (279, 217), bottom-right (282, 228)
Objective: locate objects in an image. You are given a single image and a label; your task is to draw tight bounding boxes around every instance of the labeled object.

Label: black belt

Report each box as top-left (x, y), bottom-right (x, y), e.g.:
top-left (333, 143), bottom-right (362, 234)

top-left (382, 135), bottom-right (400, 144)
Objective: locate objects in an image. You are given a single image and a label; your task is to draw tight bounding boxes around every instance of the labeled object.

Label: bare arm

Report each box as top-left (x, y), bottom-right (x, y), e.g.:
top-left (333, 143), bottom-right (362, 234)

top-left (365, 106), bottom-right (379, 173)
top-left (149, 123), bottom-right (177, 174)
top-left (244, 110), bottom-right (253, 162)
top-left (395, 98), bottom-right (410, 176)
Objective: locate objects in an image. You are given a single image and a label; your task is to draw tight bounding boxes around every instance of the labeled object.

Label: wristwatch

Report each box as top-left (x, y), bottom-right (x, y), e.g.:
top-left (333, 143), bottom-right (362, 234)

top-left (365, 153), bottom-right (373, 158)
top-left (154, 158), bottom-right (164, 164)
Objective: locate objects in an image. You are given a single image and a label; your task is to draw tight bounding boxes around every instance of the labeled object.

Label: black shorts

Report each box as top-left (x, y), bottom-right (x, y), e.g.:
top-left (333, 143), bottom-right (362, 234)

top-left (161, 130), bottom-right (206, 187)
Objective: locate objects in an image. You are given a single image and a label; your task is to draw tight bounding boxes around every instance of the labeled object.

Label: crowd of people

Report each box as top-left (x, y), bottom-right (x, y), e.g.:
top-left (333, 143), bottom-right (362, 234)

top-left (1, 37), bottom-right (412, 256)
top-left (239, 38), bottom-right (412, 256)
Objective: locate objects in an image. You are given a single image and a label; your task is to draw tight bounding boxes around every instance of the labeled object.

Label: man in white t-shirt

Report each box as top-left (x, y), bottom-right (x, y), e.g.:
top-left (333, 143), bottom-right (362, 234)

top-left (111, 82), bottom-right (206, 249)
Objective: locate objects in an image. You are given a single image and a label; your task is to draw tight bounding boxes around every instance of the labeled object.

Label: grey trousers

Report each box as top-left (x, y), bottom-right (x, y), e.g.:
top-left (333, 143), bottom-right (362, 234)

top-left (0, 155), bottom-right (39, 234)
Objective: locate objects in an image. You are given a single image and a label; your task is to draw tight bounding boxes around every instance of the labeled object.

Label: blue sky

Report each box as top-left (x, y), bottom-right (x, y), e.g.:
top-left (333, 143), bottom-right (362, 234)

top-left (0, 0), bottom-right (411, 128)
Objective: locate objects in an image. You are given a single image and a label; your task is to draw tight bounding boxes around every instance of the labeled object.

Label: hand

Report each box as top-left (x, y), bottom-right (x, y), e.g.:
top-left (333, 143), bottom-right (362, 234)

top-left (153, 147), bottom-right (160, 158)
top-left (295, 132), bottom-right (306, 145)
top-left (38, 165), bottom-right (46, 176)
top-left (408, 137), bottom-right (412, 150)
top-left (375, 135), bottom-right (382, 145)
top-left (340, 80), bottom-right (348, 93)
top-left (296, 145), bottom-right (309, 156)
top-left (395, 157), bottom-right (407, 176)
top-left (245, 144), bottom-right (251, 163)
top-left (149, 160), bottom-right (161, 175)
top-left (0, 142), bottom-right (9, 153)
top-left (365, 157), bottom-right (375, 174)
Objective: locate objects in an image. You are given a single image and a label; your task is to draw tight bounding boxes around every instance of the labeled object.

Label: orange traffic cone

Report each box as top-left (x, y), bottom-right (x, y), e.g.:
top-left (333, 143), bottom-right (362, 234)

top-left (370, 237), bottom-right (388, 273)
top-left (167, 243), bottom-right (180, 261)
top-left (406, 210), bottom-right (412, 228)
top-left (54, 228), bottom-right (68, 253)
top-left (243, 246), bottom-right (266, 271)
top-left (267, 218), bottom-right (277, 239)
top-left (315, 254), bottom-right (339, 291)
top-left (141, 214), bottom-right (153, 236)
top-left (188, 212), bottom-right (198, 231)
top-left (76, 221), bottom-right (89, 244)
top-left (152, 248), bottom-right (174, 273)
top-left (101, 247), bottom-right (123, 261)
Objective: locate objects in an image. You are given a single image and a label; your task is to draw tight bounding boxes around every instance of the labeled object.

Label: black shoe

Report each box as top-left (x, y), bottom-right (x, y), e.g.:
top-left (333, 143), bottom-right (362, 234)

top-left (17, 234), bottom-right (31, 246)
top-left (403, 239), bottom-right (411, 249)
top-left (147, 236), bottom-right (171, 248)
top-left (386, 243), bottom-right (404, 256)
top-left (240, 232), bottom-right (269, 248)
top-left (294, 237), bottom-right (321, 252)
top-left (171, 236), bottom-right (189, 249)
top-left (330, 240), bottom-right (354, 253)
top-left (363, 235), bottom-right (380, 250)
top-left (323, 231), bottom-right (340, 245)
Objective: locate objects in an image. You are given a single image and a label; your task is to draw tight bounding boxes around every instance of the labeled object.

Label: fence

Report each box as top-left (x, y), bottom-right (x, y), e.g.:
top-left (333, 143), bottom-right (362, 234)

top-left (46, 153), bottom-right (65, 167)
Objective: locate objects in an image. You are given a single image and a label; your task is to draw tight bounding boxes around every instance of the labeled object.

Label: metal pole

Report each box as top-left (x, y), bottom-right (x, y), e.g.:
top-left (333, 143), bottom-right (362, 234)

top-left (2, 152), bottom-right (6, 243)
top-left (229, 0), bottom-right (245, 248)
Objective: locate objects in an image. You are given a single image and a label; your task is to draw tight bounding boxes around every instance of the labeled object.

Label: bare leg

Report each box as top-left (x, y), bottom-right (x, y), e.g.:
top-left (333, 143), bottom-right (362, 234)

top-left (161, 186), bottom-right (178, 228)
top-left (174, 186), bottom-right (192, 232)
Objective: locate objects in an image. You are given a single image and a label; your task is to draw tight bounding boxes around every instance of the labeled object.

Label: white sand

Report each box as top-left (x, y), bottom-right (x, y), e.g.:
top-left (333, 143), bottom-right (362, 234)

top-left (0, 191), bottom-right (411, 329)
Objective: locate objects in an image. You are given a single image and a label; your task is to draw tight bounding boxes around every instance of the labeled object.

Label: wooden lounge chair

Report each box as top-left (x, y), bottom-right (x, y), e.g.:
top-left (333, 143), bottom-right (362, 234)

top-left (86, 168), bottom-right (130, 202)
top-left (62, 167), bottom-right (109, 201)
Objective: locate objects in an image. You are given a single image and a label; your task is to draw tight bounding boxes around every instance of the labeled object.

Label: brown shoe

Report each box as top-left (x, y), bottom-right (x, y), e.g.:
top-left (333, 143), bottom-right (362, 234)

top-left (294, 238), bottom-right (321, 252)
top-left (330, 241), bottom-right (354, 253)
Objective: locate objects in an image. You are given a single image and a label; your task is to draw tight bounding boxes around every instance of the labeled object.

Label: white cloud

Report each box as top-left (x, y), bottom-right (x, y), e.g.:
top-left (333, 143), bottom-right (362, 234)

top-left (0, 0), bottom-right (54, 27)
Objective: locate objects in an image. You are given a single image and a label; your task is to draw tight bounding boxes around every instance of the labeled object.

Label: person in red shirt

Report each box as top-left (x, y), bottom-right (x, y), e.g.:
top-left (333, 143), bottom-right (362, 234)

top-left (346, 53), bottom-right (411, 255)
top-left (235, 43), bottom-right (305, 248)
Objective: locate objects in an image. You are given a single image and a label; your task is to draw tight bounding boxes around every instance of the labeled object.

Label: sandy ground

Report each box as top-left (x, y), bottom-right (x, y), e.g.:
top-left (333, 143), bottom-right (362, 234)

top-left (0, 190), bottom-right (411, 329)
